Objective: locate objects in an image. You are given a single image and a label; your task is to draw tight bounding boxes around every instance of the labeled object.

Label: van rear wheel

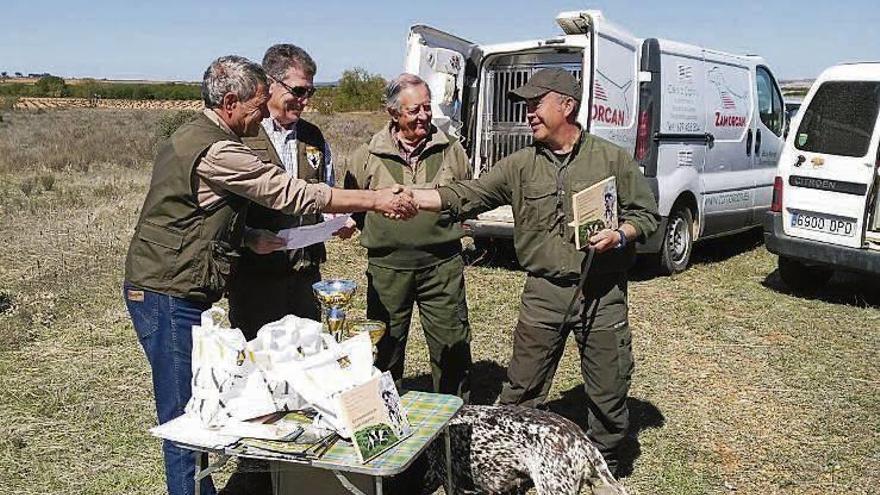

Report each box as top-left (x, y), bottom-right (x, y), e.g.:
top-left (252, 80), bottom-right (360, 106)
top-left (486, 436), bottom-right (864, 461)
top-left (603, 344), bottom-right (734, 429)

top-left (777, 256), bottom-right (833, 292)
top-left (659, 206), bottom-right (693, 275)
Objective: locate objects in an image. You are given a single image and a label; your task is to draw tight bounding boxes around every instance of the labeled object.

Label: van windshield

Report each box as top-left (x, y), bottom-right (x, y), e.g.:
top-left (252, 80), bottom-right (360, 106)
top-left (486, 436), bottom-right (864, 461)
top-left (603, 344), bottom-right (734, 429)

top-left (795, 81), bottom-right (880, 158)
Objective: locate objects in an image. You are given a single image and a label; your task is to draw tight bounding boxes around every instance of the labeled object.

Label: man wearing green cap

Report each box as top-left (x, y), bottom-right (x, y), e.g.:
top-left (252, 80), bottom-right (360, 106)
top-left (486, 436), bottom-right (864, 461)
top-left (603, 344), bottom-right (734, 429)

top-left (411, 68), bottom-right (659, 475)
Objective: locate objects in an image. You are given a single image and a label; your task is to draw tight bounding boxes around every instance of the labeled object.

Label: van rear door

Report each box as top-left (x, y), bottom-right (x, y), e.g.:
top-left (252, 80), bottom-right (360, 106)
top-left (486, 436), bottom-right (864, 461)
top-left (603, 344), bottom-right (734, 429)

top-left (782, 80), bottom-right (880, 248)
top-left (404, 26), bottom-right (482, 145)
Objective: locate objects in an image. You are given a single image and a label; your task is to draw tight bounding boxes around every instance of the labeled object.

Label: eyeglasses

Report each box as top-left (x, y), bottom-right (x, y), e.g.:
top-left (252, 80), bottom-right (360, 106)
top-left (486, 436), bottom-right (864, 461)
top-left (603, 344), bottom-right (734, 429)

top-left (273, 77), bottom-right (316, 99)
top-left (402, 104), bottom-right (431, 117)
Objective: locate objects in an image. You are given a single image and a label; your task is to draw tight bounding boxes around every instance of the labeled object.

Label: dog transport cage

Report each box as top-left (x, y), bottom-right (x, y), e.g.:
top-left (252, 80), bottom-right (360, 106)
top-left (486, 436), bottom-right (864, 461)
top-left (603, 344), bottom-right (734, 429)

top-left (478, 51), bottom-right (583, 175)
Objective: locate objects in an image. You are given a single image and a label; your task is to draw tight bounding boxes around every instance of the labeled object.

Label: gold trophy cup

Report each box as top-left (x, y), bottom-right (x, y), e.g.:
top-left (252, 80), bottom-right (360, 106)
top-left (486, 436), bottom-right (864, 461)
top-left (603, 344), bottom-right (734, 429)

top-left (344, 319), bottom-right (386, 360)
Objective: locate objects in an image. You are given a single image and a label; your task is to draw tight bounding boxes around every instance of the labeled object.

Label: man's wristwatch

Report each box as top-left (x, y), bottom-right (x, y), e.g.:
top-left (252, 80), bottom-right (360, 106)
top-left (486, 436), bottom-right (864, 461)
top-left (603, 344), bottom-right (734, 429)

top-left (615, 228), bottom-right (627, 249)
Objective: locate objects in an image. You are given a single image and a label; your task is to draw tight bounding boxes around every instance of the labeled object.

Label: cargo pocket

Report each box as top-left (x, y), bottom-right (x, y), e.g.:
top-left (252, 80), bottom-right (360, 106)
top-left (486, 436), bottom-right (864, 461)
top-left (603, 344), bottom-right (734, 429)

top-left (200, 241), bottom-right (240, 296)
top-left (129, 221), bottom-right (185, 284)
top-left (615, 320), bottom-right (634, 381)
top-left (519, 183), bottom-right (558, 231)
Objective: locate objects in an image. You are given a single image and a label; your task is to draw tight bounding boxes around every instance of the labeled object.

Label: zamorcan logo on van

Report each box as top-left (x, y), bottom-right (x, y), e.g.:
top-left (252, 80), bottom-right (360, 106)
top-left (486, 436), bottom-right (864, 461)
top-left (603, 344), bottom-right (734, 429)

top-left (708, 67), bottom-right (748, 127)
top-left (591, 73), bottom-right (633, 127)
top-left (714, 112), bottom-right (747, 127)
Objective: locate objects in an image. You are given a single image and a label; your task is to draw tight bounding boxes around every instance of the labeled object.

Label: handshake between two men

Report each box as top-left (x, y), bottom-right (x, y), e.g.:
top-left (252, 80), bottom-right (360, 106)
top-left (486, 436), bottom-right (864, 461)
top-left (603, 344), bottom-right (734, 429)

top-left (245, 184), bottom-right (445, 254)
top-left (358, 184), bottom-right (447, 220)
top-left (375, 183), bottom-right (450, 221)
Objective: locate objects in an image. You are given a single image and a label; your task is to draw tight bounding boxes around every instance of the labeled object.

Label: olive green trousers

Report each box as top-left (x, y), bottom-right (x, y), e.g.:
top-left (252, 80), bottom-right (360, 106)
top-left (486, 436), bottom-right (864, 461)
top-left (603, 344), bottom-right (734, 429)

top-left (367, 255), bottom-right (471, 401)
top-left (498, 272), bottom-right (633, 471)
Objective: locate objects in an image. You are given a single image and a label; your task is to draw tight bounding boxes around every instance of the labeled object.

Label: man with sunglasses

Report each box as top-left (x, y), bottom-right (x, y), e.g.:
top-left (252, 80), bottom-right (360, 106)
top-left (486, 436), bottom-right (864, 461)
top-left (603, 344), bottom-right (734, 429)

top-left (124, 55), bottom-right (416, 495)
top-left (227, 44), bottom-right (355, 342)
top-left (342, 73), bottom-right (473, 403)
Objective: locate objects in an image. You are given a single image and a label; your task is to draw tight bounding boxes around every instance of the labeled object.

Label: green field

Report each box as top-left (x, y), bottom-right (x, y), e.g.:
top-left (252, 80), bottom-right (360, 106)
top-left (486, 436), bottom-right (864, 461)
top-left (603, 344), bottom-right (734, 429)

top-left (0, 108), bottom-right (877, 494)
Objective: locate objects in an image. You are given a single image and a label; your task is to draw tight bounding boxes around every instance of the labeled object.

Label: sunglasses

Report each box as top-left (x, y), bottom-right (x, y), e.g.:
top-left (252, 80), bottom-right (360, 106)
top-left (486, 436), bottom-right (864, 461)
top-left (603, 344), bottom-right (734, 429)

top-left (273, 78), bottom-right (316, 99)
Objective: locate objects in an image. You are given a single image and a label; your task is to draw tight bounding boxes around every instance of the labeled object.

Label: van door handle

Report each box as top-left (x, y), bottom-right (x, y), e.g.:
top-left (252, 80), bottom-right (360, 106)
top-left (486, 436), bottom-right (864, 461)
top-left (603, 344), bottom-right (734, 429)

top-left (746, 129), bottom-right (753, 157)
top-left (755, 129), bottom-right (762, 156)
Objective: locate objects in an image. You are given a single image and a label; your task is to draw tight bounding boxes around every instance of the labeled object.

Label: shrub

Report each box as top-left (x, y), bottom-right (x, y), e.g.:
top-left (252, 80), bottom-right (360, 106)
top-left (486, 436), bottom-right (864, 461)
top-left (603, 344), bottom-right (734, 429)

top-left (333, 68), bottom-right (386, 112)
top-left (0, 291), bottom-right (12, 314)
top-left (155, 110), bottom-right (198, 141)
top-left (311, 89), bottom-right (336, 115)
top-left (38, 173), bottom-right (55, 191)
top-left (19, 177), bottom-right (37, 197)
top-left (0, 96), bottom-right (18, 110)
top-left (34, 75), bottom-right (70, 97)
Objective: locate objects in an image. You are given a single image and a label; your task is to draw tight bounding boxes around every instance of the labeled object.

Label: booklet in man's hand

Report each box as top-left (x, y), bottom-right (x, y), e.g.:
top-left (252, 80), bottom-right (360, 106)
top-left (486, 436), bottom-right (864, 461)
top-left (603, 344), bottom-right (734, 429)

top-left (569, 176), bottom-right (619, 250)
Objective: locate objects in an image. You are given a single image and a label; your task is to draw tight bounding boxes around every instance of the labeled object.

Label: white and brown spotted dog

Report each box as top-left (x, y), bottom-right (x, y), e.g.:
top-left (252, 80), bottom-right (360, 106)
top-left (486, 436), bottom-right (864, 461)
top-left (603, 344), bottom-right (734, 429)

top-left (408, 405), bottom-right (628, 495)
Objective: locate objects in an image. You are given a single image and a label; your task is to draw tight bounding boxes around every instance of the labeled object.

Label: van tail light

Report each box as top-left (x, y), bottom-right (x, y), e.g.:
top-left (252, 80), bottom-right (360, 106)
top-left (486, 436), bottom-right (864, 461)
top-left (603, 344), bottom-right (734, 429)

top-left (771, 176), bottom-right (784, 212)
top-left (635, 109), bottom-right (651, 161)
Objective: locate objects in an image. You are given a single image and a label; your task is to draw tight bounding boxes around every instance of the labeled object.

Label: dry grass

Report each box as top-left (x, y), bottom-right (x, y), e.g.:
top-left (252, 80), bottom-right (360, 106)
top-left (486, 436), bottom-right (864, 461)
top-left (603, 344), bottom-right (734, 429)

top-left (0, 108), bottom-right (877, 495)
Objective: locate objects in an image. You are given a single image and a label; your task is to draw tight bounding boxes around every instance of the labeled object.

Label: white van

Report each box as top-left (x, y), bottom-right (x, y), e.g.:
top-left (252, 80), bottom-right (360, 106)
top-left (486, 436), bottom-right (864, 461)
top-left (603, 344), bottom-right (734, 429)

top-left (404, 10), bottom-right (787, 273)
top-left (764, 63), bottom-right (880, 290)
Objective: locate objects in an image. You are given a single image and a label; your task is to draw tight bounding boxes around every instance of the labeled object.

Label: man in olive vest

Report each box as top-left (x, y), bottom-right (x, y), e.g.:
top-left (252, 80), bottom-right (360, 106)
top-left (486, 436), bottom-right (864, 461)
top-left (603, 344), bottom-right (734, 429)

top-left (411, 68), bottom-right (660, 476)
top-left (228, 44), bottom-right (356, 339)
top-left (343, 74), bottom-right (473, 401)
top-left (122, 56), bottom-right (415, 495)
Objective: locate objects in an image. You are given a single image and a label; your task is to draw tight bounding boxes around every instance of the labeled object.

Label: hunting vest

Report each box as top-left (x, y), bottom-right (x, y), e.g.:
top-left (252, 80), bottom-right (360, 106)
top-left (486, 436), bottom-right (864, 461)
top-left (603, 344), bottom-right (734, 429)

top-left (361, 145), bottom-right (464, 269)
top-left (124, 112), bottom-right (248, 303)
top-left (238, 119), bottom-right (328, 273)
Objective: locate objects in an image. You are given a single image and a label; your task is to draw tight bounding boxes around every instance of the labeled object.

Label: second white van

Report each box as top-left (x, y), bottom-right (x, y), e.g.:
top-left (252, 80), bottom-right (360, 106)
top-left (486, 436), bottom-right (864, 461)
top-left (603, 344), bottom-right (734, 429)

top-left (764, 62), bottom-right (880, 290)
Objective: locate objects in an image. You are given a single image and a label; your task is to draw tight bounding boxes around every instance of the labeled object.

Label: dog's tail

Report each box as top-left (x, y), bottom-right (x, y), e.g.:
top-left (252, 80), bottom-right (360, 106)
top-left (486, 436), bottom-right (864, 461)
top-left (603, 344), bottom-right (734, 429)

top-left (582, 448), bottom-right (628, 495)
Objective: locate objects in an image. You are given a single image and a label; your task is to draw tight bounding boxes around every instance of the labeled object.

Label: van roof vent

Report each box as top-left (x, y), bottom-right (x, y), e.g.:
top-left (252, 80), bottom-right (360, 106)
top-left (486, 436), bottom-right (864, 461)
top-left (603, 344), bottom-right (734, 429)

top-left (556, 10), bottom-right (602, 35)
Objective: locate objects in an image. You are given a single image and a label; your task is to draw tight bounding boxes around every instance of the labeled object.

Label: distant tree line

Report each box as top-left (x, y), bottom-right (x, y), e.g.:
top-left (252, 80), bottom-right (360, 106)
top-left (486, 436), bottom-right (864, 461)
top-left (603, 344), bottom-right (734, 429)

top-left (0, 75), bottom-right (202, 100)
top-left (0, 68), bottom-right (389, 112)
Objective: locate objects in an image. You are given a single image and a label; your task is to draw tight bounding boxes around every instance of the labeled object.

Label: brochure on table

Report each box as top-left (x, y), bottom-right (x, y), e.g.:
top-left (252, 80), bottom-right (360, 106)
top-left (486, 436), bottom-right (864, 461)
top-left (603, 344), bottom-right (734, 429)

top-left (336, 371), bottom-right (412, 463)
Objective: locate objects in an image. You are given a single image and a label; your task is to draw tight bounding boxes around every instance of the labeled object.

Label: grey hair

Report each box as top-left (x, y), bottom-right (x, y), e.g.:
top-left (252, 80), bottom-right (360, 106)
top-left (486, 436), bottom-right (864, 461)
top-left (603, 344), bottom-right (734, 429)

top-left (385, 73), bottom-right (431, 113)
top-left (262, 44), bottom-right (317, 81)
top-left (555, 93), bottom-right (581, 121)
top-left (201, 55), bottom-right (268, 109)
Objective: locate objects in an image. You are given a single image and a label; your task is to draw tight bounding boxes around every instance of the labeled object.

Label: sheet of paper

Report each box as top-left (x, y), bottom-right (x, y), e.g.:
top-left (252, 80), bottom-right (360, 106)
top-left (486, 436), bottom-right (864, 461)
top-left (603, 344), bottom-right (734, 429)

top-left (276, 214), bottom-right (351, 251)
top-left (218, 419), bottom-right (303, 441)
top-left (150, 414), bottom-right (240, 449)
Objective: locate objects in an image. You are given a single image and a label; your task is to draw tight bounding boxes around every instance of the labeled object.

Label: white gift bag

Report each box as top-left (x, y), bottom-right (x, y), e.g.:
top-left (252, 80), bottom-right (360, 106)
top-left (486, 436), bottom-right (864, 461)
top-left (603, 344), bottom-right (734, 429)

top-left (249, 314), bottom-right (377, 433)
top-left (248, 314), bottom-right (324, 411)
top-left (185, 307), bottom-right (276, 427)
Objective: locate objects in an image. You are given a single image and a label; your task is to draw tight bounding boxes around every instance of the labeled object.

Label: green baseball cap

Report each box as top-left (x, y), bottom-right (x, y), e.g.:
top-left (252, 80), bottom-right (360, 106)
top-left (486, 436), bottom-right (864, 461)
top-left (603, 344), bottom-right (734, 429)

top-left (508, 68), bottom-right (582, 102)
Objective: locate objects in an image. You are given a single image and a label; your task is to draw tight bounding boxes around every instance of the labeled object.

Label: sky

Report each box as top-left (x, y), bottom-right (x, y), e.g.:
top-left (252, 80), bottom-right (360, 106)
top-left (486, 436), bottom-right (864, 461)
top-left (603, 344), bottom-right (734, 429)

top-left (2, 1), bottom-right (878, 83)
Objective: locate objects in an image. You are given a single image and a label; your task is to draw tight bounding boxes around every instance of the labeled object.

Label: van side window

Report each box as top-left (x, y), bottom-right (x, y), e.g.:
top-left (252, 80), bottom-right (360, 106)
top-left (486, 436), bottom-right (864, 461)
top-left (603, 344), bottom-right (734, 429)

top-left (795, 81), bottom-right (880, 158)
top-left (756, 67), bottom-right (784, 136)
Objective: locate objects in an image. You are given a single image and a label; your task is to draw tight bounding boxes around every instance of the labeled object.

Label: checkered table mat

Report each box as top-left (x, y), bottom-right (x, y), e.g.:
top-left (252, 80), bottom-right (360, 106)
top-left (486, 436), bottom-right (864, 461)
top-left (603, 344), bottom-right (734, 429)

top-left (304, 390), bottom-right (462, 476)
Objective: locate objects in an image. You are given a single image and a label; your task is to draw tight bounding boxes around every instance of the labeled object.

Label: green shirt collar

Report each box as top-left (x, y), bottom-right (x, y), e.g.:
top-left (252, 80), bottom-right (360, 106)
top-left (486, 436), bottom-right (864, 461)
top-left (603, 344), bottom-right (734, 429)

top-left (368, 122), bottom-right (450, 159)
top-left (534, 126), bottom-right (587, 166)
